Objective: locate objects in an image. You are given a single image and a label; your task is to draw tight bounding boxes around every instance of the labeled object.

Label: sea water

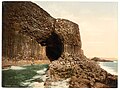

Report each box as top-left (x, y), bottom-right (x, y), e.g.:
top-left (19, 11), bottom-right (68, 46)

top-left (99, 60), bottom-right (118, 75)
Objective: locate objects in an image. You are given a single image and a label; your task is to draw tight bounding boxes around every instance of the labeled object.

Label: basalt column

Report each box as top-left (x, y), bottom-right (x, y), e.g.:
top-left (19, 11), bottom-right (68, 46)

top-left (55, 19), bottom-right (82, 58)
top-left (2, 1), bottom-right (55, 61)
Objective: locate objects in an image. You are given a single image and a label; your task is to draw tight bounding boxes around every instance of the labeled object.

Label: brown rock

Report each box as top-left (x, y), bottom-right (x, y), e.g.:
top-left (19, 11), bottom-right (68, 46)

top-left (2, 1), bottom-right (117, 88)
top-left (93, 82), bottom-right (109, 88)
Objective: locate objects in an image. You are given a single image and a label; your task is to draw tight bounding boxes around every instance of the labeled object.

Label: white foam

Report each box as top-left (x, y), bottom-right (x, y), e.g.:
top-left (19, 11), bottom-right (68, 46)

top-left (10, 66), bottom-right (26, 70)
top-left (32, 75), bottom-right (41, 79)
top-left (99, 63), bottom-right (118, 75)
top-left (20, 81), bottom-right (31, 86)
top-left (113, 60), bottom-right (118, 63)
top-left (50, 78), bottom-right (70, 88)
top-left (40, 75), bottom-right (48, 81)
top-left (25, 78), bottom-right (35, 82)
top-left (28, 82), bottom-right (44, 88)
top-left (2, 68), bottom-right (10, 71)
top-left (36, 68), bottom-right (47, 75)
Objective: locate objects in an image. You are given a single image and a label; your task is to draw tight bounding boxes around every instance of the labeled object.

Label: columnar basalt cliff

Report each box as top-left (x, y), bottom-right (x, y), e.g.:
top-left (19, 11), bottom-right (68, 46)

top-left (2, 1), bottom-right (55, 61)
top-left (2, 1), bottom-right (117, 88)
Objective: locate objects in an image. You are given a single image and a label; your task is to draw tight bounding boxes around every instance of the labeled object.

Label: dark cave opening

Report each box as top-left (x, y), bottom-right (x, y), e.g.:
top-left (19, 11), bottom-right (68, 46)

top-left (45, 32), bottom-right (63, 61)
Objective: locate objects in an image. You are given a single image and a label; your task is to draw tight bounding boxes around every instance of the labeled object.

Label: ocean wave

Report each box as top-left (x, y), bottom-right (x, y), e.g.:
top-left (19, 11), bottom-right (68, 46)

top-left (113, 60), bottom-right (118, 63)
top-left (99, 62), bottom-right (118, 75)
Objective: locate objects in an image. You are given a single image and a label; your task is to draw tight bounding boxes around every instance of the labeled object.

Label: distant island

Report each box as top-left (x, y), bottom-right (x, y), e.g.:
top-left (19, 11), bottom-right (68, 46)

top-left (91, 57), bottom-right (114, 62)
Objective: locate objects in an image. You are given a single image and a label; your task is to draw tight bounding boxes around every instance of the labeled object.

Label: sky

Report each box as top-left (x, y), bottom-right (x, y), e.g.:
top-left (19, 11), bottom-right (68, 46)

top-left (33, 1), bottom-right (118, 59)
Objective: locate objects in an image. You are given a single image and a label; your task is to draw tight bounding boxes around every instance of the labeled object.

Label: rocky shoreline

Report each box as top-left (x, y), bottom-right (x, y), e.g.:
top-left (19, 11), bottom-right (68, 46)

top-left (2, 1), bottom-right (118, 88)
top-left (2, 62), bottom-right (118, 88)
top-left (45, 54), bottom-right (117, 88)
top-left (2, 64), bottom-right (70, 88)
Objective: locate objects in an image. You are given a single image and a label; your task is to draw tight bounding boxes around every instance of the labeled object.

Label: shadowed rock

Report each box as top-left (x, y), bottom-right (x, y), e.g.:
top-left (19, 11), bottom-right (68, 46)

top-left (2, 1), bottom-right (55, 60)
top-left (2, 1), bottom-right (117, 88)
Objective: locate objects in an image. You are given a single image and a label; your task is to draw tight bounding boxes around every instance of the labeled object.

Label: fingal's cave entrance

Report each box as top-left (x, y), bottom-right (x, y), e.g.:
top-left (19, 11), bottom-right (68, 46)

top-left (45, 32), bottom-right (63, 61)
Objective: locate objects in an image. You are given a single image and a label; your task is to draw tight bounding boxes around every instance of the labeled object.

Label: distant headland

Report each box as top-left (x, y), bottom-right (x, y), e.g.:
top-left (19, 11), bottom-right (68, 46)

top-left (90, 57), bottom-right (117, 62)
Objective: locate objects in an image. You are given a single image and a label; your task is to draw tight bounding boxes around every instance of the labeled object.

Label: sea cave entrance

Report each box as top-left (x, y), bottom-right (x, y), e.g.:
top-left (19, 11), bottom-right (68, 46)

top-left (46, 32), bottom-right (63, 61)
top-left (40, 32), bottom-right (64, 61)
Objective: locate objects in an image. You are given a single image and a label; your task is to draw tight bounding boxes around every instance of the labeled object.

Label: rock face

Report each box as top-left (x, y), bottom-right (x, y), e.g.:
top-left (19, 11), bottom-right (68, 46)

top-left (2, 1), bottom-right (117, 88)
top-left (2, 1), bottom-right (55, 61)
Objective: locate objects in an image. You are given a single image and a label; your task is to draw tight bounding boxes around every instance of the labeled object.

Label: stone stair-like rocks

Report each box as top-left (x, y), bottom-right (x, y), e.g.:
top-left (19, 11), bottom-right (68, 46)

top-left (2, 1), bottom-right (117, 88)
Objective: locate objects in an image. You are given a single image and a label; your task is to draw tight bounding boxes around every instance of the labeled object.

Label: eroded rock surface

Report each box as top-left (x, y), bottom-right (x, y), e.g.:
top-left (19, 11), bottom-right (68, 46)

top-left (46, 53), bottom-right (117, 88)
top-left (2, 1), bottom-right (117, 88)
